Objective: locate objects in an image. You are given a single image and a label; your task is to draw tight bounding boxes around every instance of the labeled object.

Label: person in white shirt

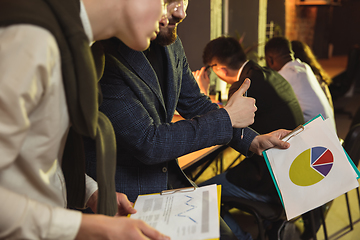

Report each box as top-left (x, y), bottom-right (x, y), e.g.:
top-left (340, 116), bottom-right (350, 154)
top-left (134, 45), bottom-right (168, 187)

top-left (291, 40), bottom-right (334, 110)
top-left (265, 37), bottom-right (336, 129)
top-left (0, 0), bottom-right (171, 239)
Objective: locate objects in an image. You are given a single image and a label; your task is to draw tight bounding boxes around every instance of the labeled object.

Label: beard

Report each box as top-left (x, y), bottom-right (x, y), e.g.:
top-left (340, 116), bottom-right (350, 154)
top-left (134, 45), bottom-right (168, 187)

top-left (153, 26), bottom-right (178, 46)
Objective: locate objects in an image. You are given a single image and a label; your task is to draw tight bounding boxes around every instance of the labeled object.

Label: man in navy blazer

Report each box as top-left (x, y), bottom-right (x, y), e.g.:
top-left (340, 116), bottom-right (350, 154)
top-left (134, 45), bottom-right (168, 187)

top-left (85, 1), bottom-right (290, 239)
top-left (85, 0), bottom-right (288, 200)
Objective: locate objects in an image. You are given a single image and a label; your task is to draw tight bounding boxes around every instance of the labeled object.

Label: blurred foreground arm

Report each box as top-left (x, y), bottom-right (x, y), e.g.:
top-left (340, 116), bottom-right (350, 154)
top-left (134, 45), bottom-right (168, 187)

top-left (77, 215), bottom-right (170, 240)
top-left (83, 191), bottom-right (168, 239)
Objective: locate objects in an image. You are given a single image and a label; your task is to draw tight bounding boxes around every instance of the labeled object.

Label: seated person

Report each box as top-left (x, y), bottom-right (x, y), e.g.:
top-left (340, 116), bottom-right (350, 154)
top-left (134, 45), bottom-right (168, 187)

top-left (265, 37), bottom-right (336, 129)
top-left (200, 36), bottom-right (304, 133)
top-left (291, 40), bottom-right (334, 110)
top-left (265, 37), bottom-right (337, 240)
top-left (197, 36), bottom-right (305, 240)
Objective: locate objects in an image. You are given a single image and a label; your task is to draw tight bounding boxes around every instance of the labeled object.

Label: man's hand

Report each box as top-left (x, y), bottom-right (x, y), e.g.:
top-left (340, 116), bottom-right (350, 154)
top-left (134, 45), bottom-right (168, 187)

top-left (224, 78), bottom-right (257, 128)
top-left (87, 191), bottom-right (136, 216)
top-left (249, 129), bottom-right (291, 155)
top-left (192, 67), bottom-right (210, 95)
top-left (115, 192), bottom-right (136, 216)
top-left (77, 214), bottom-right (170, 240)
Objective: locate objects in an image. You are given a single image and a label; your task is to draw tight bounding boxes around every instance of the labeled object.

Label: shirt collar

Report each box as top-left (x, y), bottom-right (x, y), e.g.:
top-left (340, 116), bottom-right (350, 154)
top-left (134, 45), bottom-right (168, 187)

top-left (236, 60), bottom-right (249, 81)
top-left (80, 0), bottom-right (94, 44)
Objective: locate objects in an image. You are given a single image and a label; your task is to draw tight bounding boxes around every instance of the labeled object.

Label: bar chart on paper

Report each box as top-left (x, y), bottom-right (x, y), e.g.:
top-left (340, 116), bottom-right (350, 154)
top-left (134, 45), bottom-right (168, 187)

top-left (289, 146), bottom-right (334, 186)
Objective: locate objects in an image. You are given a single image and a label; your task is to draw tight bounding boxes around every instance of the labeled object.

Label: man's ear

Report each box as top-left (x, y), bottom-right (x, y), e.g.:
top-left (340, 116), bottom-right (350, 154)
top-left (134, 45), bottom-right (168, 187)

top-left (269, 56), bottom-right (274, 65)
top-left (220, 67), bottom-right (229, 76)
top-left (265, 55), bottom-right (273, 67)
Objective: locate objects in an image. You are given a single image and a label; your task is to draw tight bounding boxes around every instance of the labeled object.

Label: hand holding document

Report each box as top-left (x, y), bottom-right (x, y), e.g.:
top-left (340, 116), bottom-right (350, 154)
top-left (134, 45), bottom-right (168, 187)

top-left (264, 114), bottom-right (360, 220)
top-left (129, 184), bottom-right (220, 240)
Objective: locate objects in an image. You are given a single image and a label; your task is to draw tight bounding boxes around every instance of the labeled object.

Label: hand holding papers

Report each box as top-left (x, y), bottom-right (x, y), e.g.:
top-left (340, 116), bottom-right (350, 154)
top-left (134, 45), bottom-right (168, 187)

top-left (264, 114), bottom-right (360, 220)
top-left (129, 184), bottom-right (220, 240)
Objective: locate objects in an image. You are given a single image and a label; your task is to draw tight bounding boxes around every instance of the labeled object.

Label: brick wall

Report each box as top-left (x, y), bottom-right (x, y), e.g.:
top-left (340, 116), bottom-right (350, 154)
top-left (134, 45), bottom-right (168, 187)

top-left (285, 0), bottom-right (318, 48)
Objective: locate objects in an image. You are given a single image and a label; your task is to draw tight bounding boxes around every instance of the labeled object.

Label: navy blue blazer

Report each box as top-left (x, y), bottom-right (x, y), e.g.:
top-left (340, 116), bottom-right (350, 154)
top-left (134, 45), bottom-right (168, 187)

top-left (85, 37), bottom-right (258, 202)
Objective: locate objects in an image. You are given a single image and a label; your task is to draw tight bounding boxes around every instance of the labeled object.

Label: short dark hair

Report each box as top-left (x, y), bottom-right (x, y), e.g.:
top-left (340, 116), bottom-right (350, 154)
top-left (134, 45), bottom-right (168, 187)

top-left (265, 37), bottom-right (293, 57)
top-left (202, 36), bottom-right (246, 70)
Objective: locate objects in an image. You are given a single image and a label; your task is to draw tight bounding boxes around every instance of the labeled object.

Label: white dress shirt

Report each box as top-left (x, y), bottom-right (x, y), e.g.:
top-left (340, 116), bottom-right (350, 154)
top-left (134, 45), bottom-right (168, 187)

top-left (236, 60), bottom-right (249, 81)
top-left (0, 2), bottom-right (98, 239)
top-left (278, 59), bottom-right (336, 129)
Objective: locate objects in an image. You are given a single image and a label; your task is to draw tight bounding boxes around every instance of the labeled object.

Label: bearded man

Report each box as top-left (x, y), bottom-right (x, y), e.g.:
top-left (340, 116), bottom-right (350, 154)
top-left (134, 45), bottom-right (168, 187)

top-left (84, 1), bottom-right (290, 239)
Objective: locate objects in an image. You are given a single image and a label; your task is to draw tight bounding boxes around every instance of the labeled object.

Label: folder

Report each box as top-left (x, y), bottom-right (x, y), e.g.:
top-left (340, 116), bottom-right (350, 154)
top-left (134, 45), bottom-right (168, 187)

top-left (129, 184), bottom-right (221, 240)
top-left (263, 114), bottom-right (360, 220)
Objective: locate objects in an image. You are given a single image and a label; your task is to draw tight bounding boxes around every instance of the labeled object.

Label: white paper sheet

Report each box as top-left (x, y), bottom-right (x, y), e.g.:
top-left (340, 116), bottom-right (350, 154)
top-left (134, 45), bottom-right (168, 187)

top-left (130, 184), bottom-right (220, 240)
top-left (264, 116), bottom-right (359, 220)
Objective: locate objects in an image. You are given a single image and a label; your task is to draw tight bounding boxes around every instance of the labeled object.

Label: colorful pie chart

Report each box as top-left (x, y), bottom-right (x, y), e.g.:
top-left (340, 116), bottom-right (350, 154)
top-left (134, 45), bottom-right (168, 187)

top-left (289, 146), bottom-right (334, 186)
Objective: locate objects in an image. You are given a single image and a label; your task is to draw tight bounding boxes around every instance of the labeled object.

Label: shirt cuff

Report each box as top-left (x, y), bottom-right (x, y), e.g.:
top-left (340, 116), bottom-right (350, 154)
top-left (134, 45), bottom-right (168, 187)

top-left (85, 174), bottom-right (98, 207)
top-left (48, 207), bottom-right (82, 240)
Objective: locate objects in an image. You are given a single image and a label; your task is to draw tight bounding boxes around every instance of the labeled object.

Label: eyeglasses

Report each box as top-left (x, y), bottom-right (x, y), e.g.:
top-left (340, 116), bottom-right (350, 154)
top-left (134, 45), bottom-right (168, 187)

top-left (161, 0), bottom-right (168, 18)
top-left (166, 0), bottom-right (188, 16)
top-left (205, 64), bottom-right (217, 72)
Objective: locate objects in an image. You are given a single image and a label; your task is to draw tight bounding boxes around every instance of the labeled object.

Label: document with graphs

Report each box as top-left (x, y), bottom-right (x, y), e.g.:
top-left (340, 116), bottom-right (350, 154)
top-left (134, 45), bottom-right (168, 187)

top-left (264, 114), bottom-right (360, 220)
top-left (129, 184), bottom-right (220, 240)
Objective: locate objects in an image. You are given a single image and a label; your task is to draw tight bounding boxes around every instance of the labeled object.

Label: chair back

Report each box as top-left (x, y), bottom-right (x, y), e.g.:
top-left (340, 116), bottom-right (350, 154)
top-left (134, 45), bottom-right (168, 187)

top-left (350, 106), bottom-right (360, 129)
top-left (346, 45), bottom-right (360, 81)
top-left (330, 45), bottom-right (360, 100)
top-left (343, 123), bottom-right (360, 166)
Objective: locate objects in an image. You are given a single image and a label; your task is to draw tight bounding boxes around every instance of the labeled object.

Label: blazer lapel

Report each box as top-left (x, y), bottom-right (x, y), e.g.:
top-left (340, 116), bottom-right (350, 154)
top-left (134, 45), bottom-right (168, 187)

top-left (165, 44), bottom-right (181, 121)
top-left (116, 41), bottom-right (166, 109)
top-left (239, 60), bottom-right (254, 82)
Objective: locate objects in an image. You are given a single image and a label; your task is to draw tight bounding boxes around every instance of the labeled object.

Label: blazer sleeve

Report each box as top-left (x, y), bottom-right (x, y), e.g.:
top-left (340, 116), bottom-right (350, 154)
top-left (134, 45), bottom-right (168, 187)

top-left (174, 45), bottom-right (258, 157)
top-left (100, 71), bottom-right (233, 164)
top-left (99, 49), bottom-right (257, 165)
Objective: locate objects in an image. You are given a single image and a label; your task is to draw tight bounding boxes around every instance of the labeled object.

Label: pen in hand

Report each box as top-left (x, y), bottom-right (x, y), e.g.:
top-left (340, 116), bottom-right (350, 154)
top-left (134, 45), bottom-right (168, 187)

top-left (240, 90), bottom-right (248, 139)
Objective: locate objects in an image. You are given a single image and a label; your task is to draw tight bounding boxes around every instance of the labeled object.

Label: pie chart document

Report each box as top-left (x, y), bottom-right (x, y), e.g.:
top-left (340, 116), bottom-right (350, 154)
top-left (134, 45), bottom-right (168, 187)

top-left (289, 146), bottom-right (334, 187)
top-left (264, 115), bottom-right (360, 220)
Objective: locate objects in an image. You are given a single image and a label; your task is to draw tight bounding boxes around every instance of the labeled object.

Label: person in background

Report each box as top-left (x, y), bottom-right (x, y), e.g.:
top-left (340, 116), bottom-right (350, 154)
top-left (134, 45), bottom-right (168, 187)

top-left (194, 36), bottom-right (304, 240)
top-left (265, 36), bottom-right (336, 240)
top-left (291, 40), bottom-right (334, 109)
top-left (291, 40), bottom-right (336, 240)
top-left (0, 0), bottom-right (171, 239)
top-left (84, 1), bottom-right (291, 239)
top-left (201, 36), bottom-right (304, 133)
top-left (265, 37), bottom-right (335, 129)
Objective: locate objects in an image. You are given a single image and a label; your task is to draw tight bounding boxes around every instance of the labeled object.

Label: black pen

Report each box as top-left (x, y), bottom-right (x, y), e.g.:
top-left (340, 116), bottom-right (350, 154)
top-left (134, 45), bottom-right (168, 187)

top-left (241, 90), bottom-right (248, 139)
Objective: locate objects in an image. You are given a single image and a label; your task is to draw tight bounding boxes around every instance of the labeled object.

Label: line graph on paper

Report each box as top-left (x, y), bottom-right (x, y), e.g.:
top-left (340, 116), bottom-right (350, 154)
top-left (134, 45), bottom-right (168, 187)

top-left (175, 195), bottom-right (198, 223)
top-left (130, 185), bottom-right (218, 240)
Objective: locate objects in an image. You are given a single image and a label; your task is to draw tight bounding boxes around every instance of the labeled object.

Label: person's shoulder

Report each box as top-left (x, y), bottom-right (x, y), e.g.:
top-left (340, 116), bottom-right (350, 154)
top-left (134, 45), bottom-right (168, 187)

top-left (0, 24), bottom-right (59, 60)
top-left (247, 60), bottom-right (260, 69)
top-left (294, 58), bottom-right (308, 67)
top-left (245, 60), bottom-right (266, 80)
top-left (280, 60), bottom-right (305, 75)
top-left (166, 36), bottom-right (184, 52)
top-left (291, 59), bottom-right (311, 72)
top-left (172, 36), bottom-right (182, 46)
top-left (2, 24), bottom-right (55, 42)
top-left (261, 65), bottom-right (284, 80)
